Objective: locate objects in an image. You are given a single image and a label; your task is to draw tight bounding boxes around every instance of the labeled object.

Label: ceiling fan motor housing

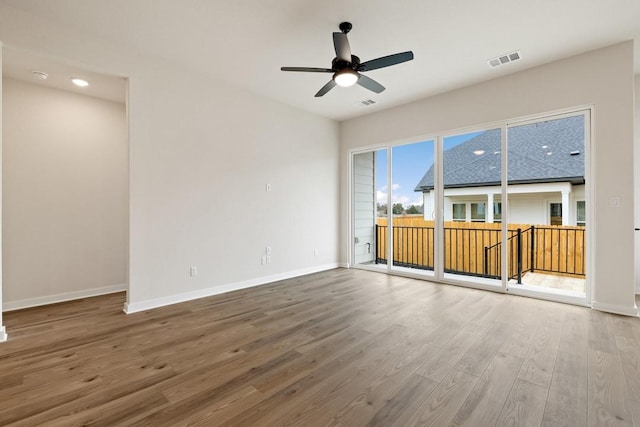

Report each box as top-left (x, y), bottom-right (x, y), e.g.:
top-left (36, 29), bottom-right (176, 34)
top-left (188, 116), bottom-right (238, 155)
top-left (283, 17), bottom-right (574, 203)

top-left (332, 55), bottom-right (360, 71)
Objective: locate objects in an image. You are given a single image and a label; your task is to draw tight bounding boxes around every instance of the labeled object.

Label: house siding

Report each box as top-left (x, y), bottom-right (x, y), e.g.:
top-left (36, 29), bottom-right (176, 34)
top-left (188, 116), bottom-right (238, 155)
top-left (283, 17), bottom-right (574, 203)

top-left (353, 152), bottom-right (376, 265)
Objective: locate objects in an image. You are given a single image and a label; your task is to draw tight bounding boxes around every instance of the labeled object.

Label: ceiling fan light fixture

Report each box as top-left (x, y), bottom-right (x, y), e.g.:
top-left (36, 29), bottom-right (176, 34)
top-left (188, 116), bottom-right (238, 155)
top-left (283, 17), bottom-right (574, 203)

top-left (280, 22), bottom-right (413, 97)
top-left (334, 69), bottom-right (358, 87)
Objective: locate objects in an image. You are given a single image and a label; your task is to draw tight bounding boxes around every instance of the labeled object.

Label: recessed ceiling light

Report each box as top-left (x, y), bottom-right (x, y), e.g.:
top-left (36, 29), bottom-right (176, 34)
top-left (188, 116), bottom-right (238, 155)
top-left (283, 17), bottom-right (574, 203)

top-left (473, 150), bottom-right (485, 155)
top-left (32, 71), bottom-right (48, 80)
top-left (71, 78), bottom-right (89, 87)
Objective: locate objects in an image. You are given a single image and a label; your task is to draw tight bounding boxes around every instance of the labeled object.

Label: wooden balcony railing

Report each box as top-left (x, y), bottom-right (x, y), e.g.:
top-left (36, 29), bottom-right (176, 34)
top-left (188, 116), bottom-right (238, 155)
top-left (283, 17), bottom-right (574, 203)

top-left (375, 218), bottom-right (585, 280)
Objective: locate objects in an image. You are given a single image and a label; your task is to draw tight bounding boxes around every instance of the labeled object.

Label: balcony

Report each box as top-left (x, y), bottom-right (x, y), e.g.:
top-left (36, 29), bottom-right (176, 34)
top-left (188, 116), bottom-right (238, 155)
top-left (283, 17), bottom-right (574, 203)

top-left (374, 217), bottom-right (585, 292)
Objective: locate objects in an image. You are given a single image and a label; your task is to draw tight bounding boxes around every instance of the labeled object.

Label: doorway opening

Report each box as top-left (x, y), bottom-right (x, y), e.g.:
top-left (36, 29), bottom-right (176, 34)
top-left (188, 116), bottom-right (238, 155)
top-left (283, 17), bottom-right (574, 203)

top-left (1, 46), bottom-right (129, 336)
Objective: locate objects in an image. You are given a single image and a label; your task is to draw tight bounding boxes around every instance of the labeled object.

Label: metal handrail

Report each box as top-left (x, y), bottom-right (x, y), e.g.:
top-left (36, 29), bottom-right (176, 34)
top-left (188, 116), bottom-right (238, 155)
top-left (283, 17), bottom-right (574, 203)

top-left (375, 223), bottom-right (585, 280)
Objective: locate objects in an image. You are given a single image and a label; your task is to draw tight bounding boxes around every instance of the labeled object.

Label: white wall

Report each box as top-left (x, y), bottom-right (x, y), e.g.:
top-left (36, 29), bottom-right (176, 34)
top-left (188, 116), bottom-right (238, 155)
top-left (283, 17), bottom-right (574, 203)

top-left (635, 74), bottom-right (640, 294)
top-left (124, 69), bottom-right (339, 312)
top-left (0, 43), bottom-right (6, 341)
top-left (2, 78), bottom-right (127, 309)
top-left (0, 5), bottom-right (340, 316)
top-left (341, 42), bottom-right (637, 316)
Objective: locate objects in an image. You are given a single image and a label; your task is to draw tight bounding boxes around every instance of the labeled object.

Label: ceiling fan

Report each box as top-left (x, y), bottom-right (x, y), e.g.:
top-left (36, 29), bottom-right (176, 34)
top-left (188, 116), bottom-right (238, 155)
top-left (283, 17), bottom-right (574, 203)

top-left (281, 22), bottom-right (414, 97)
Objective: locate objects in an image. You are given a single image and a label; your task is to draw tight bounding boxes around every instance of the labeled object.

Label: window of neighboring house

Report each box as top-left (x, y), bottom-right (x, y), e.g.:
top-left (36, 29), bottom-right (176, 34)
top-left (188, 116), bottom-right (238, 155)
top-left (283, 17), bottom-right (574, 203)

top-left (452, 203), bottom-right (466, 221)
top-left (550, 202), bottom-right (562, 226)
top-left (471, 202), bottom-right (486, 222)
top-left (493, 202), bottom-right (502, 223)
top-left (576, 200), bottom-right (586, 226)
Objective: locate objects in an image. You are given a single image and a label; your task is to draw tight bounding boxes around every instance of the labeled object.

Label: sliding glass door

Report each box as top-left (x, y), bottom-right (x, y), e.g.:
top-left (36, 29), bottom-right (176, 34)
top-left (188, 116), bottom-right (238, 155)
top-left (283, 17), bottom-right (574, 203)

top-left (390, 140), bottom-right (435, 276)
top-left (506, 112), bottom-right (588, 299)
top-left (441, 129), bottom-right (503, 288)
top-left (351, 140), bottom-right (434, 276)
top-left (351, 108), bottom-right (590, 305)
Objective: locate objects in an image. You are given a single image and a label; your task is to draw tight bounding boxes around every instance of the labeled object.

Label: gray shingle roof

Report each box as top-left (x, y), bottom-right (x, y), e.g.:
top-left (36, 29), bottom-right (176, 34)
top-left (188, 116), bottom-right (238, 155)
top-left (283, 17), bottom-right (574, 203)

top-left (415, 115), bottom-right (585, 191)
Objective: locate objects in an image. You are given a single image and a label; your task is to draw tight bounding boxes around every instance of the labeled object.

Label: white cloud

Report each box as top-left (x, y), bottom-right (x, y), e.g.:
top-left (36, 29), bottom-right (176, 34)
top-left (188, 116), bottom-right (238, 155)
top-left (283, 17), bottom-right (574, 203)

top-left (376, 189), bottom-right (423, 206)
top-left (378, 183), bottom-right (400, 193)
top-left (411, 195), bottom-right (424, 206)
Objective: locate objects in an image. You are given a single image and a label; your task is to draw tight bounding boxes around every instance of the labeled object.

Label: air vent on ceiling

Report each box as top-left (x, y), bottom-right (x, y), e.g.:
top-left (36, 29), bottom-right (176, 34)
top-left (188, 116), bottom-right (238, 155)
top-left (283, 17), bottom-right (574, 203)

top-left (360, 99), bottom-right (376, 106)
top-left (488, 51), bottom-right (521, 68)
top-left (32, 71), bottom-right (49, 80)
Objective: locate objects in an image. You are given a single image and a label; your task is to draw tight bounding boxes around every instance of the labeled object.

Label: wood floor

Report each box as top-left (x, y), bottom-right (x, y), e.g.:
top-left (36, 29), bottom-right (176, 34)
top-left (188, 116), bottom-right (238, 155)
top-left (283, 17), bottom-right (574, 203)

top-left (1, 268), bottom-right (639, 426)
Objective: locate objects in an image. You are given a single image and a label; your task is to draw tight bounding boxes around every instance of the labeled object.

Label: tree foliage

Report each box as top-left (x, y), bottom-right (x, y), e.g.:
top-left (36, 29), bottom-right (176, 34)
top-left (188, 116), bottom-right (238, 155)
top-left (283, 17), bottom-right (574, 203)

top-left (405, 205), bottom-right (420, 214)
top-left (378, 203), bottom-right (423, 216)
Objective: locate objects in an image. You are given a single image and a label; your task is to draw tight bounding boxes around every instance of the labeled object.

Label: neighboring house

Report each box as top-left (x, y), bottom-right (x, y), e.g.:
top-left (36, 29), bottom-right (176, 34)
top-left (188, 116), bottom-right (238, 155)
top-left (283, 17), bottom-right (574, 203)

top-left (414, 116), bottom-right (586, 226)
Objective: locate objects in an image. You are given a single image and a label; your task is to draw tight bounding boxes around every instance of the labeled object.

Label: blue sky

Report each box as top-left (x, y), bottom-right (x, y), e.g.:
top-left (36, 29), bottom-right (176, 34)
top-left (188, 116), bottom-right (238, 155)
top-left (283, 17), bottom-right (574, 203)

top-left (376, 131), bottom-right (483, 207)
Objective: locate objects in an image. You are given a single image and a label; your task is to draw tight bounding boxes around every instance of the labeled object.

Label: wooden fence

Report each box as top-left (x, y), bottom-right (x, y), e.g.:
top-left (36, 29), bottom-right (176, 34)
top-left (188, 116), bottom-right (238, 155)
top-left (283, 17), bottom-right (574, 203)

top-left (375, 216), bottom-right (585, 279)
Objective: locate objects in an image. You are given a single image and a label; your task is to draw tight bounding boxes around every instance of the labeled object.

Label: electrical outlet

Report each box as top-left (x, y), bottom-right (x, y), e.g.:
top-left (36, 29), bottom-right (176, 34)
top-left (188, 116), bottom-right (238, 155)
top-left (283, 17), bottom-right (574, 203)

top-left (190, 266), bottom-right (198, 277)
top-left (610, 197), bottom-right (620, 208)
top-left (266, 246), bottom-right (272, 255)
top-left (266, 255), bottom-right (271, 264)
top-left (261, 256), bottom-right (267, 265)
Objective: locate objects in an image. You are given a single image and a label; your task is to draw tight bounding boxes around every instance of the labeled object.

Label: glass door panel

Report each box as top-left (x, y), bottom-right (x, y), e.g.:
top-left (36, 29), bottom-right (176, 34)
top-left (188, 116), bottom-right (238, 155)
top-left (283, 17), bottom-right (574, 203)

top-left (391, 140), bottom-right (435, 275)
top-left (442, 129), bottom-right (502, 286)
top-left (506, 114), bottom-right (587, 297)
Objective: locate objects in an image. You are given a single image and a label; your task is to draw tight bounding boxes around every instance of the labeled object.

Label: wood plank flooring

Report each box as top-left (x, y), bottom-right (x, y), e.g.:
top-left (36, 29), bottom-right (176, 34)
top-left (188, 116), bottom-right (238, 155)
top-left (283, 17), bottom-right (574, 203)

top-left (1, 268), bottom-right (639, 426)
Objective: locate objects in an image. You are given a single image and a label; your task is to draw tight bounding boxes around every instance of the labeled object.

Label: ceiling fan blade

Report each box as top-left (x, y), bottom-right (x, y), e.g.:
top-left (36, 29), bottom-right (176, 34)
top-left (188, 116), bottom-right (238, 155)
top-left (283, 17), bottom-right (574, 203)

top-left (358, 51), bottom-right (414, 72)
top-left (333, 32), bottom-right (352, 62)
top-left (356, 74), bottom-right (385, 93)
top-left (315, 80), bottom-right (337, 97)
top-left (281, 67), bottom-right (333, 73)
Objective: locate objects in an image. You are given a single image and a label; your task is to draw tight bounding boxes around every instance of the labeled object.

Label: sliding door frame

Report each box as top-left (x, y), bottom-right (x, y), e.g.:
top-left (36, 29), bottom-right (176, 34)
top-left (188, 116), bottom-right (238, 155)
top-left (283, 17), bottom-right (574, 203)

top-left (348, 135), bottom-right (438, 281)
top-left (437, 124), bottom-right (507, 292)
top-left (348, 105), bottom-right (593, 308)
top-left (504, 108), bottom-right (592, 306)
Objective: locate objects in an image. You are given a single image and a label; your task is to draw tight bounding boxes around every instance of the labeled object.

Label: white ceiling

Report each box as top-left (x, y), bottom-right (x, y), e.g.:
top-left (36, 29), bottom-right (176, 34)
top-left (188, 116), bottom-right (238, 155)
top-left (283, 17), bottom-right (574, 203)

top-left (2, 0), bottom-right (640, 121)
top-left (2, 47), bottom-right (126, 104)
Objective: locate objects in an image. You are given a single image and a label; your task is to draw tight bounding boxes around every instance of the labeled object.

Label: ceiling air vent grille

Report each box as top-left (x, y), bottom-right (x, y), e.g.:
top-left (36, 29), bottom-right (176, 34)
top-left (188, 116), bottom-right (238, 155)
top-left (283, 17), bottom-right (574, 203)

top-left (488, 50), bottom-right (521, 68)
top-left (360, 99), bottom-right (376, 106)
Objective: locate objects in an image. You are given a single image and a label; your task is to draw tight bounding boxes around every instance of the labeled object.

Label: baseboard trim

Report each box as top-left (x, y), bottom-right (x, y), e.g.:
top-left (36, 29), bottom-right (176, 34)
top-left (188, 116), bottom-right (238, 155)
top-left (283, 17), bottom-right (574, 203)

top-left (591, 300), bottom-right (639, 317)
top-left (0, 326), bottom-right (7, 342)
top-left (3, 283), bottom-right (127, 312)
top-left (124, 263), bottom-right (340, 314)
